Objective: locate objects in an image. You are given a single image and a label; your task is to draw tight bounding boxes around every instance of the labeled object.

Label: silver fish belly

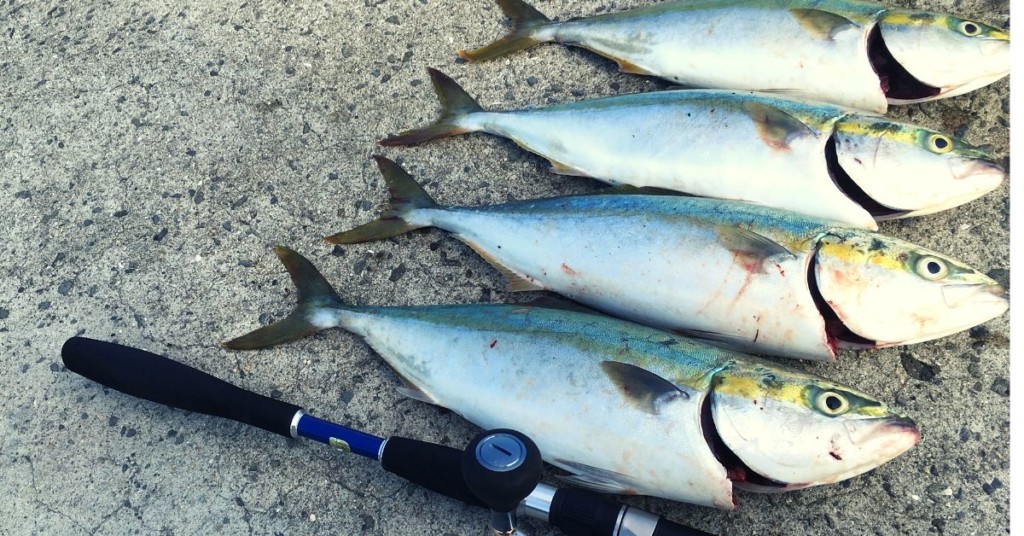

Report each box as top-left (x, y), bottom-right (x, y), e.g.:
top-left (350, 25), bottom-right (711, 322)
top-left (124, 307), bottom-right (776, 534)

top-left (328, 158), bottom-right (1008, 361)
top-left (460, 0), bottom-right (1010, 113)
top-left (224, 247), bottom-right (921, 510)
top-left (382, 70), bottom-right (1004, 230)
top-left (544, 1), bottom-right (886, 112)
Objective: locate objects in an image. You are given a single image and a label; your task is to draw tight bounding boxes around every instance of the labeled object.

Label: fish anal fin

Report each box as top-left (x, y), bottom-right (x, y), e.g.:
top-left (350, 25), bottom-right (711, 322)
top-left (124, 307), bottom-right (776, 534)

top-left (595, 184), bottom-right (690, 197)
top-left (392, 371), bottom-right (439, 404)
top-left (461, 240), bottom-right (544, 292)
top-left (789, 8), bottom-right (858, 39)
top-left (553, 459), bottom-right (638, 495)
top-left (396, 384), bottom-right (438, 405)
top-left (715, 225), bottom-right (794, 273)
top-left (743, 102), bottom-right (815, 150)
top-left (548, 159), bottom-right (591, 177)
top-left (600, 361), bottom-right (688, 415)
top-left (615, 58), bottom-right (654, 76)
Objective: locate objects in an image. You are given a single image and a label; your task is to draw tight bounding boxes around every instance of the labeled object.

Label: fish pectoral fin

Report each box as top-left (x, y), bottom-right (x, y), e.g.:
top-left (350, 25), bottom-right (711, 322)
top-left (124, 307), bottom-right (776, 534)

top-left (461, 239), bottom-right (544, 292)
top-left (715, 225), bottom-right (795, 262)
top-left (601, 361), bottom-right (689, 415)
top-left (789, 8), bottom-right (858, 39)
top-left (553, 459), bottom-right (638, 495)
top-left (743, 102), bottom-right (815, 150)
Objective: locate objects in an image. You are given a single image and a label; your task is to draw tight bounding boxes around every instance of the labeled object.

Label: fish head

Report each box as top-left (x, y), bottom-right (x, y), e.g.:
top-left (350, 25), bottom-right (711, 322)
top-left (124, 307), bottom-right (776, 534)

top-left (812, 231), bottom-right (1008, 347)
top-left (875, 10), bottom-right (1009, 102)
top-left (831, 116), bottom-right (1004, 218)
top-left (709, 364), bottom-right (919, 490)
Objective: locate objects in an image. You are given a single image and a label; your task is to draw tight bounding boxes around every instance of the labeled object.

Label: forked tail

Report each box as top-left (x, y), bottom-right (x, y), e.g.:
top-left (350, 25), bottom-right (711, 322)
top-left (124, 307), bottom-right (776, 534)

top-left (325, 156), bottom-right (438, 244)
top-left (379, 68), bottom-right (485, 146)
top-left (458, 0), bottom-right (554, 62)
top-left (223, 246), bottom-right (345, 350)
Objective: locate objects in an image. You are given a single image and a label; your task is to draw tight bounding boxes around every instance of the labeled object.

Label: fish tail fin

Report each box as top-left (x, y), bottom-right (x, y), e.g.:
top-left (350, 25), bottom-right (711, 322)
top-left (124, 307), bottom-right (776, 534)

top-left (223, 246), bottom-right (346, 350)
top-left (325, 156), bottom-right (437, 244)
top-left (457, 0), bottom-right (553, 62)
top-left (379, 68), bottom-right (485, 146)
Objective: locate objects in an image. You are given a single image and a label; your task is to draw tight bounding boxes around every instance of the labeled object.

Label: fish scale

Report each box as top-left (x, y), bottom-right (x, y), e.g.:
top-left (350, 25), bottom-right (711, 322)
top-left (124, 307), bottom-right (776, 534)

top-left (382, 69), bottom-right (1004, 229)
top-left (327, 157), bottom-right (1008, 361)
top-left (414, 195), bottom-right (833, 359)
top-left (460, 0), bottom-right (1009, 112)
top-left (225, 246), bottom-right (921, 510)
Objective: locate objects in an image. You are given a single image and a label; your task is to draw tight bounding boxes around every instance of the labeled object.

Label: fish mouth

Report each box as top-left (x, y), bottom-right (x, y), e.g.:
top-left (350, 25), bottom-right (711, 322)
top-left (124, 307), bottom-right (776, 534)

top-left (949, 157), bottom-right (1006, 192)
top-left (839, 417), bottom-right (921, 478)
top-left (701, 386), bottom-right (795, 494)
top-left (876, 417), bottom-right (921, 439)
top-left (824, 134), bottom-right (908, 220)
top-left (867, 25), bottom-right (942, 102)
top-left (953, 157), bottom-right (1005, 181)
top-left (942, 282), bottom-right (1009, 308)
top-left (886, 157), bottom-right (1007, 218)
top-left (806, 243), bottom-right (880, 353)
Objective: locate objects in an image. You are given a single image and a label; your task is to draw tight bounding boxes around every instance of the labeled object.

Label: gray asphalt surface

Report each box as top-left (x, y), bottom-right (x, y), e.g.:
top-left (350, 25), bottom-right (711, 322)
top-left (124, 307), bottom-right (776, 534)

top-left (1, 1), bottom-right (1010, 534)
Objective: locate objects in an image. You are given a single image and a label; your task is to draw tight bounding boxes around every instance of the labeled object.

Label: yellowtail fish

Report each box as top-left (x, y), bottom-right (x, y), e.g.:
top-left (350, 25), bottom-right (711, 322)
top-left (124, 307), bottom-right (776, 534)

top-left (326, 157), bottom-right (1007, 361)
top-left (461, 0), bottom-right (1010, 113)
top-left (224, 246), bottom-right (920, 509)
top-left (382, 69), bottom-right (1004, 229)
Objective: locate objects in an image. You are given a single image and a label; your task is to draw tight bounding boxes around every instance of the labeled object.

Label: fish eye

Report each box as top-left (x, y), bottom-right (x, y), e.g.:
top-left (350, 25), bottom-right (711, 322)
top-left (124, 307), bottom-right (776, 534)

top-left (958, 21), bottom-right (982, 36)
top-left (927, 134), bottom-right (953, 154)
top-left (816, 391), bottom-right (850, 416)
top-left (916, 256), bottom-right (949, 280)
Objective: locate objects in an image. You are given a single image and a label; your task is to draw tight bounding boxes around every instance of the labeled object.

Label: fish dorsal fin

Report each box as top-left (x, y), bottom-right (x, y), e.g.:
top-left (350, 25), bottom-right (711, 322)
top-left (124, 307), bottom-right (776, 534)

top-left (715, 225), bottom-right (794, 260)
top-left (553, 459), bottom-right (638, 495)
top-left (460, 239), bottom-right (544, 292)
top-left (600, 361), bottom-right (689, 415)
top-left (789, 8), bottom-right (858, 39)
top-left (744, 102), bottom-right (815, 150)
top-left (674, 327), bottom-right (753, 351)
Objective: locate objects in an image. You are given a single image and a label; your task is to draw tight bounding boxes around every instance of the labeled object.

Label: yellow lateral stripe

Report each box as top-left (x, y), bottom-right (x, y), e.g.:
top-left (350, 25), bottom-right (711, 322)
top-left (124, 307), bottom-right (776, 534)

top-left (818, 242), bottom-right (904, 271)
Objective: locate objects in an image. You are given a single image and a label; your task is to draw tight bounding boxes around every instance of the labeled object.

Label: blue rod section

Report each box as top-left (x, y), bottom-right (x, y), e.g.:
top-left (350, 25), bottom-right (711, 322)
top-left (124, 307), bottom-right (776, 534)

top-left (295, 414), bottom-right (386, 460)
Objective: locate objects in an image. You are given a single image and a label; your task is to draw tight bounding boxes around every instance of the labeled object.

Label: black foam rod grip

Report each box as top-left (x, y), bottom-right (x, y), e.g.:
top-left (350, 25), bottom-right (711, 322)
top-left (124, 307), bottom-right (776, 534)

top-left (549, 488), bottom-right (713, 536)
top-left (61, 337), bottom-right (302, 438)
top-left (651, 516), bottom-right (714, 536)
top-left (548, 488), bottom-right (622, 536)
top-left (380, 436), bottom-right (486, 508)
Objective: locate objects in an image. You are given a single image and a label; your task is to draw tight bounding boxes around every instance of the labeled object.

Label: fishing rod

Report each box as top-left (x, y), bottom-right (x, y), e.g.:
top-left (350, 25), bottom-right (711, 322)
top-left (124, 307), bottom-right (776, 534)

top-left (62, 336), bottom-right (711, 536)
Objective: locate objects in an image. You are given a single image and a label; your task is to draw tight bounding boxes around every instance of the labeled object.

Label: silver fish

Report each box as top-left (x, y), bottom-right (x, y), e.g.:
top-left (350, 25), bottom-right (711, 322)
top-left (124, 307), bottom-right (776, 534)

top-left (326, 157), bottom-right (1008, 361)
top-left (382, 69), bottom-right (1004, 229)
top-left (224, 246), bottom-right (920, 510)
top-left (460, 0), bottom-right (1010, 113)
